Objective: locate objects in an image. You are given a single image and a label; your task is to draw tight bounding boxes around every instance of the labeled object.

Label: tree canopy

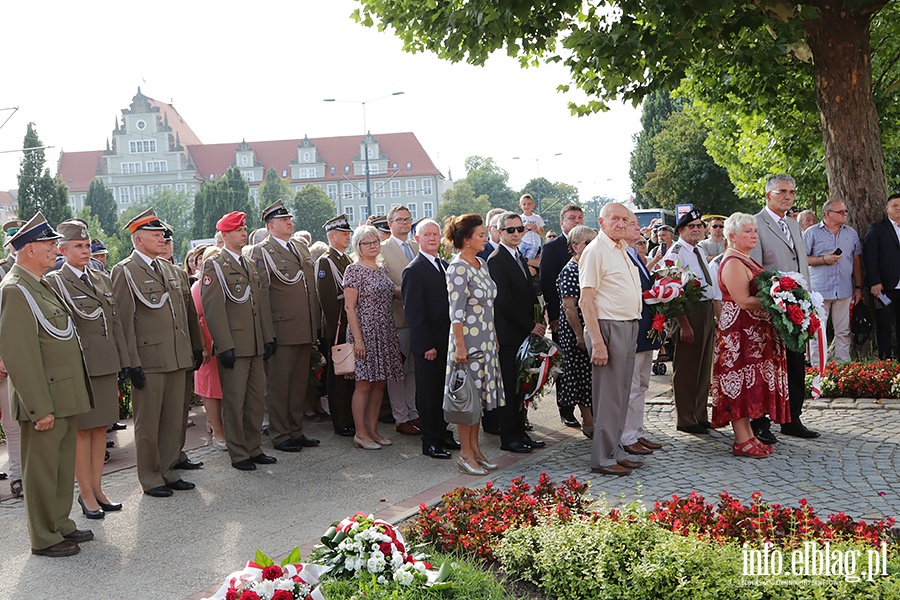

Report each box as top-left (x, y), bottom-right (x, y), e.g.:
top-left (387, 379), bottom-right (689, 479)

top-left (436, 181), bottom-right (492, 223)
top-left (84, 178), bottom-right (118, 236)
top-left (17, 122), bottom-right (72, 226)
top-left (192, 166), bottom-right (252, 239)
top-left (459, 156), bottom-right (518, 211)
top-left (290, 184), bottom-right (336, 243)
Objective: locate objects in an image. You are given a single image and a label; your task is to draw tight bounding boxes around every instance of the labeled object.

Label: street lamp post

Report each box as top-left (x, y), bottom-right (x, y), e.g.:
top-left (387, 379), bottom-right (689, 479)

top-left (512, 152), bottom-right (562, 214)
top-left (323, 92), bottom-right (404, 221)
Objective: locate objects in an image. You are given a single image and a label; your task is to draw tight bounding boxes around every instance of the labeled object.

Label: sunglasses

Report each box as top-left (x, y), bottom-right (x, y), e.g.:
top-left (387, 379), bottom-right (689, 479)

top-left (503, 226), bottom-right (526, 234)
top-left (710, 224), bottom-right (724, 229)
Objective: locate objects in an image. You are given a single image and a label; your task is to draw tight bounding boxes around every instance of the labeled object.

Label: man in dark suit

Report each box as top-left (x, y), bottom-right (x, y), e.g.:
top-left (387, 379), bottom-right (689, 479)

top-left (488, 212), bottom-right (547, 454)
top-left (749, 174), bottom-right (819, 442)
top-left (539, 204), bottom-right (585, 427)
top-left (864, 192), bottom-right (900, 359)
top-left (476, 208), bottom-right (504, 262)
top-left (401, 219), bottom-right (458, 459)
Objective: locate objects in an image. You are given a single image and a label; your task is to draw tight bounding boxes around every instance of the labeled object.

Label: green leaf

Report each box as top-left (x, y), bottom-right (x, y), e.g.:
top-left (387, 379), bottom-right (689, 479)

top-left (254, 548), bottom-right (274, 567)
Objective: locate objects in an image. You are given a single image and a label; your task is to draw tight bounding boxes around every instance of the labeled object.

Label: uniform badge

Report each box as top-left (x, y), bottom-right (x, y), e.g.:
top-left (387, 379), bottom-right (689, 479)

top-left (150, 294), bottom-right (158, 302)
top-left (318, 270), bottom-right (326, 279)
top-left (203, 275), bottom-right (212, 286)
top-left (104, 292), bottom-right (113, 297)
top-left (235, 284), bottom-right (242, 292)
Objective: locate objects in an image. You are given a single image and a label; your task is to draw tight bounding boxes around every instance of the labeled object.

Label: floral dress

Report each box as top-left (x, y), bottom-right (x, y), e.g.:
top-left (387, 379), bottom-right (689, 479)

top-left (343, 263), bottom-right (404, 382)
top-left (711, 255), bottom-right (790, 428)
top-left (556, 260), bottom-right (592, 407)
top-left (444, 256), bottom-right (505, 417)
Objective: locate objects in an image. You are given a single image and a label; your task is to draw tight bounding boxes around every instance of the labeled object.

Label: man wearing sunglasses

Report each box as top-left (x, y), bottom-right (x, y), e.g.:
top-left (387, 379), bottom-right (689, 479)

top-left (698, 217), bottom-right (725, 260)
top-left (803, 200), bottom-right (862, 366)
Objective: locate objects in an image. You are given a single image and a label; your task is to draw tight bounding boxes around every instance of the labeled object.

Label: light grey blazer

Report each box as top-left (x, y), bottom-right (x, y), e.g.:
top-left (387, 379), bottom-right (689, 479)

top-left (749, 209), bottom-right (810, 285)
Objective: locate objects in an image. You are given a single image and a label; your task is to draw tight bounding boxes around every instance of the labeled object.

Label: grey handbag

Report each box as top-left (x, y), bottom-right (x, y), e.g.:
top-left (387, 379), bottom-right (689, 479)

top-left (443, 351), bottom-right (485, 425)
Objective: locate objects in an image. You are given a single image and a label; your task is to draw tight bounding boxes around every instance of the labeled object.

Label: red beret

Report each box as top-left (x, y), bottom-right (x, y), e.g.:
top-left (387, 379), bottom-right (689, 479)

top-left (216, 211), bottom-right (246, 232)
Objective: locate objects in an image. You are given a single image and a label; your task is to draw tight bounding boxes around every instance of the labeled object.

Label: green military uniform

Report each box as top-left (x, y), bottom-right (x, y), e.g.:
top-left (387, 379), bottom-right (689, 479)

top-left (201, 245), bottom-right (274, 464)
top-left (248, 221), bottom-right (319, 448)
top-left (0, 263), bottom-right (93, 550)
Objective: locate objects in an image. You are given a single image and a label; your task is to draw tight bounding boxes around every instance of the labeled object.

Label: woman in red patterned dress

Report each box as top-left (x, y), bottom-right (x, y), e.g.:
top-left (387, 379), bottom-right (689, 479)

top-left (711, 213), bottom-right (790, 458)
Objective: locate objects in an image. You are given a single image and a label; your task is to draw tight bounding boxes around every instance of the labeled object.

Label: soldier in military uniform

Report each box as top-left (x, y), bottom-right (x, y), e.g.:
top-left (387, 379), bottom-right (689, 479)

top-left (0, 219), bottom-right (23, 278)
top-left (247, 201), bottom-right (321, 453)
top-left (47, 220), bottom-right (131, 518)
top-left (315, 215), bottom-right (356, 437)
top-left (663, 209), bottom-right (717, 434)
top-left (0, 219), bottom-right (24, 497)
top-left (111, 208), bottom-right (201, 497)
top-left (0, 212), bottom-right (94, 557)
top-left (201, 211), bottom-right (277, 471)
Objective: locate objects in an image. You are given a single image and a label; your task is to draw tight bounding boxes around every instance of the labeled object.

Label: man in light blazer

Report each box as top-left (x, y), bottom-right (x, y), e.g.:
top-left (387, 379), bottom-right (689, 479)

top-left (380, 205), bottom-right (420, 435)
top-left (749, 174), bottom-right (819, 442)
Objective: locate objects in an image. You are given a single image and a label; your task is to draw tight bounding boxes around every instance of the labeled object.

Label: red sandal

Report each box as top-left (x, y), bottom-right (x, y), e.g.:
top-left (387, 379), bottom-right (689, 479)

top-left (751, 437), bottom-right (774, 453)
top-left (732, 437), bottom-right (771, 458)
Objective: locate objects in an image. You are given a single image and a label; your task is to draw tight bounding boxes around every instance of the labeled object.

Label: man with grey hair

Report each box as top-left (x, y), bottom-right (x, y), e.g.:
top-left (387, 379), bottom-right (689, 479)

top-left (579, 203), bottom-right (643, 475)
top-left (797, 209), bottom-right (818, 232)
top-left (750, 174), bottom-right (818, 442)
top-left (477, 207), bottom-right (505, 261)
top-left (802, 199), bottom-right (863, 365)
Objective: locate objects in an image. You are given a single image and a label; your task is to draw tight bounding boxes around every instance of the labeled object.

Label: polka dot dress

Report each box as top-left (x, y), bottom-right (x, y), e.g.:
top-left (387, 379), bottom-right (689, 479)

top-left (444, 256), bottom-right (505, 417)
top-left (556, 260), bottom-right (592, 407)
top-left (343, 263), bottom-right (404, 382)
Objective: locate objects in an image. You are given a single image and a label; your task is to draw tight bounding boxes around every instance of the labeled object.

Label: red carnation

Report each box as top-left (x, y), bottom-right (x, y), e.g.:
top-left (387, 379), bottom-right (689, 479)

top-left (778, 276), bottom-right (798, 291)
top-left (241, 592), bottom-right (261, 600)
top-left (262, 565), bottom-right (282, 581)
top-left (787, 304), bottom-right (805, 325)
top-left (652, 313), bottom-right (665, 332)
top-left (271, 591), bottom-right (293, 600)
top-left (225, 589), bottom-right (239, 600)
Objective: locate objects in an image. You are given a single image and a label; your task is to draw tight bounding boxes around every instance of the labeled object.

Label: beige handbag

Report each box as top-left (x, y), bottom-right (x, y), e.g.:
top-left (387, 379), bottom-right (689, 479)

top-left (331, 312), bottom-right (355, 375)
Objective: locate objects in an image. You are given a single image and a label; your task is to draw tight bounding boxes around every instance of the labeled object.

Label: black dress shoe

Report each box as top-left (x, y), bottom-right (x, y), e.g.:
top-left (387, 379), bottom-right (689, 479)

top-left (110, 422), bottom-right (127, 431)
top-left (521, 436), bottom-right (546, 449)
top-left (97, 500), bottom-right (122, 512)
top-left (274, 440), bottom-right (303, 452)
top-left (423, 445), bottom-right (452, 459)
top-left (63, 529), bottom-right (94, 543)
top-left (32, 540), bottom-right (80, 557)
top-left (232, 459), bottom-right (257, 471)
top-left (77, 495), bottom-right (105, 520)
top-left (676, 424), bottom-right (710, 434)
top-left (523, 418), bottom-right (534, 432)
top-left (336, 426), bottom-right (356, 437)
top-left (378, 414), bottom-right (396, 424)
top-left (106, 440), bottom-right (115, 448)
top-left (441, 437), bottom-right (461, 450)
top-left (500, 441), bottom-right (533, 453)
top-left (562, 417), bottom-right (581, 428)
top-left (174, 459), bottom-right (203, 470)
top-left (699, 420), bottom-right (712, 429)
top-left (0, 471), bottom-right (6, 480)
top-left (167, 479), bottom-right (195, 491)
top-left (754, 428), bottom-right (779, 445)
top-left (781, 423), bottom-right (821, 439)
top-left (251, 453), bottom-right (277, 464)
top-left (144, 486), bottom-right (173, 497)
top-left (293, 435), bottom-right (321, 447)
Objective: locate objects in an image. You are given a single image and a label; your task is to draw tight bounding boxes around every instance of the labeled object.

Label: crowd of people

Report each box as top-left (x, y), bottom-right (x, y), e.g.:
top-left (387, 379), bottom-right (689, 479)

top-left (2, 176), bottom-right (899, 557)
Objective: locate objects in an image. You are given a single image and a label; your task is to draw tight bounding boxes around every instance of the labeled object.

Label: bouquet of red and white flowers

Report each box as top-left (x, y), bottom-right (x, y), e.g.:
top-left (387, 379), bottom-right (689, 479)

top-left (516, 334), bottom-right (564, 408)
top-left (642, 258), bottom-right (708, 341)
top-left (208, 547), bottom-right (321, 600)
top-left (755, 270), bottom-right (823, 354)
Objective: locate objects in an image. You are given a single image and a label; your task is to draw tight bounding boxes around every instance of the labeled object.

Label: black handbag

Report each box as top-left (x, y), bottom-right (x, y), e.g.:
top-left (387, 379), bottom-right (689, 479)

top-left (443, 351), bottom-right (485, 425)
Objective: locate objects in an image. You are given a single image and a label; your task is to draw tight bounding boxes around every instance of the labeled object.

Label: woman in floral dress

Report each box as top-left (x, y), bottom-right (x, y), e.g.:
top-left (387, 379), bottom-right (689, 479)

top-left (711, 213), bottom-right (789, 458)
top-left (343, 225), bottom-right (404, 450)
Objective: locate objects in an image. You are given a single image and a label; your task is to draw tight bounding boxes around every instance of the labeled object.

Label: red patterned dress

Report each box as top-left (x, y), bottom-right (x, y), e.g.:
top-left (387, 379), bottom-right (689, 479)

top-left (711, 255), bottom-right (790, 428)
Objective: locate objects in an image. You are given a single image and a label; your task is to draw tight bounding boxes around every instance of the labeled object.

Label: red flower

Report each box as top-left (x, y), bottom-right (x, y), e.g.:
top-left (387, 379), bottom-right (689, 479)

top-left (694, 279), bottom-right (702, 287)
top-left (262, 565), bottom-right (282, 581)
top-left (809, 314), bottom-right (820, 333)
top-left (778, 276), bottom-right (798, 291)
top-left (271, 591), bottom-right (293, 600)
top-left (379, 542), bottom-right (393, 555)
top-left (652, 313), bottom-right (665, 332)
top-left (225, 589), bottom-right (239, 600)
top-left (241, 592), bottom-right (261, 600)
top-left (664, 259), bottom-right (675, 267)
top-left (787, 304), bottom-right (805, 325)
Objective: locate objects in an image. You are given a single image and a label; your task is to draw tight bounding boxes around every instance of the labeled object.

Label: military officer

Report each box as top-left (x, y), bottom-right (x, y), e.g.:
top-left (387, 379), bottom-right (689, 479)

top-left (315, 215), bottom-right (355, 437)
top-left (0, 219), bottom-right (24, 498)
top-left (201, 211), bottom-right (277, 471)
top-left (247, 200), bottom-right (321, 453)
top-left (47, 219), bottom-right (130, 518)
top-left (111, 208), bottom-right (200, 497)
top-left (0, 219), bottom-right (24, 277)
top-left (160, 222), bottom-right (205, 471)
top-left (0, 212), bottom-right (94, 557)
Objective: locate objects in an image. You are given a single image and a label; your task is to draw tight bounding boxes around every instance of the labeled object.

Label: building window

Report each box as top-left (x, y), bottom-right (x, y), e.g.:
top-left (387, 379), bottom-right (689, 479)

top-left (176, 183), bottom-right (187, 192)
top-left (129, 139), bottom-right (157, 153)
top-left (146, 160), bottom-right (167, 173)
top-left (162, 184), bottom-right (173, 190)
top-left (121, 162), bottom-right (142, 174)
top-left (360, 205), bottom-right (368, 221)
top-left (408, 203), bottom-right (417, 220)
top-left (243, 171), bottom-right (255, 183)
top-left (390, 181), bottom-right (401, 198)
top-left (375, 204), bottom-right (385, 216)
top-left (424, 202), bottom-right (434, 218)
top-left (345, 206), bottom-right (355, 223)
top-left (119, 187), bottom-right (131, 204)
top-left (369, 163), bottom-right (383, 175)
top-left (146, 185), bottom-right (157, 195)
top-left (406, 180), bottom-right (416, 196)
top-left (133, 186), bottom-right (144, 202)
top-left (303, 151), bottom-right (312, 162)
top-left (251, 189), bottom-right (259, 201)
top-left (373, 181), bottom-right (385, 198)
top-left (297, 167), bottom-right (316, 179)
top-left (241, 155), bottom-right (249, 166)
top-left (342, 183), bottom-right (354, 199)
top-left (421, 178), bottom-right (433, 196)
top-left (326, 184), bottom-right (338, 200)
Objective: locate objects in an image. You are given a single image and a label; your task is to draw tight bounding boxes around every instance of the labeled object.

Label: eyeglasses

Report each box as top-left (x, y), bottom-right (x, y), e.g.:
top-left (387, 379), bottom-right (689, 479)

top-left (771, 189), bottom-right (797, 196)
top-left (684, 223), bottom-right (706, 230)
top-left (503, 226), bottom-right (526, 234)
top-left (390, 217), bottom-right (412, 223)
top-left (710, 224), bottom-right (724, 229)
top-left (635, 241), bottom-right (647, 246)
top-left (827, 209), bottom-right (849, 215)
top-left (359, 240), bottom-right (381, 247)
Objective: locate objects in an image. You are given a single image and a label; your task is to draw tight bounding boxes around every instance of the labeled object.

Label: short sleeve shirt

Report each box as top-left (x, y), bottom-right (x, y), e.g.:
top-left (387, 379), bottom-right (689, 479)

top-left (578, 229), bottom-right (642, 321)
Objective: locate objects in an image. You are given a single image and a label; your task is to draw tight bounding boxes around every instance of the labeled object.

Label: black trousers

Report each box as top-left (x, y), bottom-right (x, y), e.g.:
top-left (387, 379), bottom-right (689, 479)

top-left (323, 335), bottom-right (355, 432)
top-left (752, 347), bottom-right (806, 431)
top-left (498, 344), bottom-right (526, 446)
top-left (414, 350), bottom-right (449, 448)
top-left (875, 290), bottom-right (900, 359)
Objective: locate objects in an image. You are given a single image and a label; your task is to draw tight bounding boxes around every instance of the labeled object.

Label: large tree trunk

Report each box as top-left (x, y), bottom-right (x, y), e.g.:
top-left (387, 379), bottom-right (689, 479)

top-left (803, 1), bottom-right (888, 235)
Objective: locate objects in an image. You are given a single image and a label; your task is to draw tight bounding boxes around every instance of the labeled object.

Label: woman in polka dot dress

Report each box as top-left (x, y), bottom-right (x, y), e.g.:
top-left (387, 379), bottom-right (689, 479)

top-left (444, 214), bottom-right (505, 476)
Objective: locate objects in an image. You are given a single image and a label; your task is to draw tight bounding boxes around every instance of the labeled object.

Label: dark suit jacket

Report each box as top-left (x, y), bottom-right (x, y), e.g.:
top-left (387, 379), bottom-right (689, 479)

top-left (539, 234), bottom-right (570, 323)
top-left (477, 240), bottom-right (497, 262)
top-left (864, 218), bottom-right (900, 290)
top-left (488, 245), bottom-right (538, 347)
top-left (628, 250), bottom-right (662, 353)
top-left (401, 253), bottom-right (450, 356)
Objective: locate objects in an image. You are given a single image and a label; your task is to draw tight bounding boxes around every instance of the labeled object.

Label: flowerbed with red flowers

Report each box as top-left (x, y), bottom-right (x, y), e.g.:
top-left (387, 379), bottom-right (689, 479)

top-left (804, 359), bottom-right (900, 399)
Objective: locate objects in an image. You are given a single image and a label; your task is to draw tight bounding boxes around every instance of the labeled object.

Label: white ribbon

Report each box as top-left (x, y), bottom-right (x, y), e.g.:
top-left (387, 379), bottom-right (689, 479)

top-left (212, 259), bottom-right (251, 304)
top-left (48, 273), bottom-right (108, 338)
top-left (260, 246), bottom-right (307, 286)
top-left (10, 283), bottom-right (76, 341)
top-left (123, 265), bottom-right (176, 323)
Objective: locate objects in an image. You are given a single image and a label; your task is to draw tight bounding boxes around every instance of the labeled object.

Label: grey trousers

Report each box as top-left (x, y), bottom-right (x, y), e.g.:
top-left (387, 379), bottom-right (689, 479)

top-left (586, 319), bottom-right (638, 469)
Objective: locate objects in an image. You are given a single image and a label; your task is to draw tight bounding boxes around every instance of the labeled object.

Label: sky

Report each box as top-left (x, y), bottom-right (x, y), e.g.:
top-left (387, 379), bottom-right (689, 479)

top-left (0, 1), bottom-right (642, 208)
